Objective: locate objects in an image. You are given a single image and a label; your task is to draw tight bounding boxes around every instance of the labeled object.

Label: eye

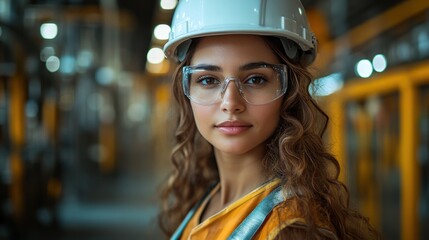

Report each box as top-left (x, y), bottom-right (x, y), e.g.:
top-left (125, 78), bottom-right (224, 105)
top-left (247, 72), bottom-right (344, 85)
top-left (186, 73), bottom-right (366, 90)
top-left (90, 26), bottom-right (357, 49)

top-left (197, 76), bottom-right (221, 87)
top-left (244, 76), bottom-right (267, 86)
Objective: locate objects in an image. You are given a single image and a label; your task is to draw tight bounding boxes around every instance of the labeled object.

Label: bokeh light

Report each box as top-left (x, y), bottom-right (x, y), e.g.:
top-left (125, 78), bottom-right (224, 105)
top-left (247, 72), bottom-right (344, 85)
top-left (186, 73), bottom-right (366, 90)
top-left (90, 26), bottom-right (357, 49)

top-left (154, 24), bottom-right (170, 40)
top-left (40, 23), bottom-right (58, 39)
top-left (160, 0), bottom-right (177, 10)
top-left (46, 56), bottom-right (60, 72)
top-left (147, 47), bottom-right (165, 64)
top-left (356, 59), bottom-right (373, 78)
top-left (372, 54), bottom-right (387, 72)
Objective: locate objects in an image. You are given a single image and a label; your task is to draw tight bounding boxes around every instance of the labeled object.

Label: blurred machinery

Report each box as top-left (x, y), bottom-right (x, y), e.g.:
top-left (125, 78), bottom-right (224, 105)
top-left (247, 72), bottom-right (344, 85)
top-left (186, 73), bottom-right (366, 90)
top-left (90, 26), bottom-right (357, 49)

top-left (316, 1), bottom-right (429, 240)
top-left (0, 0), bottom-right (161, 239)
top-left (0, 8), bottom-right (62, 239)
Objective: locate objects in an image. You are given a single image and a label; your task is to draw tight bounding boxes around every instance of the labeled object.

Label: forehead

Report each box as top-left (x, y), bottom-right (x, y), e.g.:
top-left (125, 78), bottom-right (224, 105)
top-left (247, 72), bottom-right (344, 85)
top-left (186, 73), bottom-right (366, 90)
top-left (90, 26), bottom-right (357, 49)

top-left (190, 35), bottom-right (280, 66)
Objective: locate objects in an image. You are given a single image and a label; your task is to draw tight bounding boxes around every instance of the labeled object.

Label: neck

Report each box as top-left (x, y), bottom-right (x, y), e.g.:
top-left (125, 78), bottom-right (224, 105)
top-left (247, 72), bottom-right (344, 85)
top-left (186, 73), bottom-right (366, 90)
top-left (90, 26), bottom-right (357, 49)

top-left (214, 148), bottom-right (269, 207)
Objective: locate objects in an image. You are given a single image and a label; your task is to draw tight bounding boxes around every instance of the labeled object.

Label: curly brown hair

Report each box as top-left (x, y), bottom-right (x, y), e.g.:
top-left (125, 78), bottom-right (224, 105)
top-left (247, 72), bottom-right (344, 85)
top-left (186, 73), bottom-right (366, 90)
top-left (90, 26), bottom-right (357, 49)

top-left (159, 36), bottom-right (379, 239)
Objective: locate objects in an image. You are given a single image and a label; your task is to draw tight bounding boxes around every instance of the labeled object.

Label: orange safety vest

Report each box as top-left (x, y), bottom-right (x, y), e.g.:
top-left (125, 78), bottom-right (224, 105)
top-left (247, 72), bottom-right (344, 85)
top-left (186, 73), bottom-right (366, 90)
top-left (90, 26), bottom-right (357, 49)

top-left (172, 179), bottom-right (335, 240)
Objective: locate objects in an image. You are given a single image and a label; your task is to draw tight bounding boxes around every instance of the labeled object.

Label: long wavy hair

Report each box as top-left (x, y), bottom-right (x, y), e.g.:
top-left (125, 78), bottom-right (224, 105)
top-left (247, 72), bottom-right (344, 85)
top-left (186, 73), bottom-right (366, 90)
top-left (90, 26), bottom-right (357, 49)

top-left (159, 36), bottom-right (379, 239)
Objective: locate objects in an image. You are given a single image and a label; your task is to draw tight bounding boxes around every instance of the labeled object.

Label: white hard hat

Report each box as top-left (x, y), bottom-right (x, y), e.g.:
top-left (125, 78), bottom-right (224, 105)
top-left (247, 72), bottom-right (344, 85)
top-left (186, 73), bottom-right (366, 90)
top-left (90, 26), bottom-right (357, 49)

top-left (163, 0), bottom-right (317, 65)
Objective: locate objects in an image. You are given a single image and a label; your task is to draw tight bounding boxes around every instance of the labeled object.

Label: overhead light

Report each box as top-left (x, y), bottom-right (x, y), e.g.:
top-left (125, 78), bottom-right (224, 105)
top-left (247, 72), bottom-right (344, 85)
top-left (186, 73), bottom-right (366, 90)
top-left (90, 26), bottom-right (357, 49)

top-left (355, 59), bottom-right (373, 78)
top-left (46, 56), bottom-right (60, 72)
top-left (40, 23), bottom-right (58, 39)
top-left (160, 0), bottom-right (177, 10)
top-left (154, 24), bottom-right (171, 40)
top-left (147, 47), bottom-right (165, 64)
top-left (40, 46), bottom-right (55, 62)
top-left (372, 54), bottom-right (387, 72)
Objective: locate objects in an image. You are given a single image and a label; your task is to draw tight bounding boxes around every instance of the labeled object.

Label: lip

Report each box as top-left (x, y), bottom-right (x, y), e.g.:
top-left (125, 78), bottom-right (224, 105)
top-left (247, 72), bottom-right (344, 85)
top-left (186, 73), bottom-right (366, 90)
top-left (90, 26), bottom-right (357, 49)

top-left (215, 120), bottom-right (252, 135)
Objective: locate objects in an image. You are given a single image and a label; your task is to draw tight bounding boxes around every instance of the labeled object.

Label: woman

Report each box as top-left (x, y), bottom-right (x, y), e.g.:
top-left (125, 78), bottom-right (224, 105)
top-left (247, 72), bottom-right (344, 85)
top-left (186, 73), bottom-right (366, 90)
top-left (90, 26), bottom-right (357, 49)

top-left (160, 0), bottom-right (379, 239)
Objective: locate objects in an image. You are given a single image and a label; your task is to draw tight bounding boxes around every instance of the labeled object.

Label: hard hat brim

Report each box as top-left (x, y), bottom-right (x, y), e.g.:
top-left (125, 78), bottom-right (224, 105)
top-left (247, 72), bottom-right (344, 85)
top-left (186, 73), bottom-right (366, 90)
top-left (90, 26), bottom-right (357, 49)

top-left (163, 27), bottom-right (315, 62)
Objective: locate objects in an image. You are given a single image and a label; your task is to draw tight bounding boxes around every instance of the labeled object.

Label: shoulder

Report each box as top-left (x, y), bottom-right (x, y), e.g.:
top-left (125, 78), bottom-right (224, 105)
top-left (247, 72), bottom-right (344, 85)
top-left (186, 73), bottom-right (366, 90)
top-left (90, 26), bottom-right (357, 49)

top-left (254, 197), bottom-right (338, 240)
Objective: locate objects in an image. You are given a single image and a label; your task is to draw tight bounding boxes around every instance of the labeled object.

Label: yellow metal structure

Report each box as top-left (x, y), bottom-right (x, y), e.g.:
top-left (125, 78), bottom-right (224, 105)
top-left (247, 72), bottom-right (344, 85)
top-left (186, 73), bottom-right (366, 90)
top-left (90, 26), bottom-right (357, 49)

top-left (315, 0), bottom-right (429, 72)
top-left (319, 1), bottom-right (429, 238)
top-left (326, 60), bottom-right (429, 240)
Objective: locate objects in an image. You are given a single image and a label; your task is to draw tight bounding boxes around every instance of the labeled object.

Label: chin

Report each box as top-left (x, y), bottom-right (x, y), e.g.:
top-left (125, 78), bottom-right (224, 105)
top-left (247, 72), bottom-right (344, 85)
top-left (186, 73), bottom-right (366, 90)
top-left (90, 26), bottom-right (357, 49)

top-left (213, 142), bottom-right (260, 155)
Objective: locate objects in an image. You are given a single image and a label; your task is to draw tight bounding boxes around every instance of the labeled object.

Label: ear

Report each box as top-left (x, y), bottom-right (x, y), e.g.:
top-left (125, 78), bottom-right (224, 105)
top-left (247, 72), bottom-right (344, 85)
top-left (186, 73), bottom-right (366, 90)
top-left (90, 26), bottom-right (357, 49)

top-left (176, 40), bottom-right (192, 62)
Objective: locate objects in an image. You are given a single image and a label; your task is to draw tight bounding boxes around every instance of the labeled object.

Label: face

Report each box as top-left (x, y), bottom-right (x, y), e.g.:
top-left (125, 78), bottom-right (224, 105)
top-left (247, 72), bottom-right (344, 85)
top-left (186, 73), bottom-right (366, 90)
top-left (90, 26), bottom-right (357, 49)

top-left (189, 35), bottom-right (283, 156)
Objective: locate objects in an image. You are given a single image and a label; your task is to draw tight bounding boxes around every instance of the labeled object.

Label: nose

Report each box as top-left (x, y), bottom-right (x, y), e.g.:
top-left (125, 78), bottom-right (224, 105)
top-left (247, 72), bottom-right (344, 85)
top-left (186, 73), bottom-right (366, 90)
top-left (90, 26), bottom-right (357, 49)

top-left (220, 80), bottom-right (246, 113)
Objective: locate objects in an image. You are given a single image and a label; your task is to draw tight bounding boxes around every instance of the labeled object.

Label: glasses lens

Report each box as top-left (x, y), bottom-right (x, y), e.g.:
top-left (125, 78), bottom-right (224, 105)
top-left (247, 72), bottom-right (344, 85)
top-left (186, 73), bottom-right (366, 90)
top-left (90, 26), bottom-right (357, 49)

top-left (183, 67), bottom-right (222, 105)
top-left (239, 65), bottom-right (287, 104)
top-left (183, 64), bottom-right (287, 105)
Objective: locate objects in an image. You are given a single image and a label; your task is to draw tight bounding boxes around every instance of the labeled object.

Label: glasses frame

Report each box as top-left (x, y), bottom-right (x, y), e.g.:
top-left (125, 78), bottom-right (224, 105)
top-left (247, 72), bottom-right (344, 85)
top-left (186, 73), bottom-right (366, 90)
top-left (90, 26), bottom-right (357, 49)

top-left (182, 63), bottom-right (288, 105)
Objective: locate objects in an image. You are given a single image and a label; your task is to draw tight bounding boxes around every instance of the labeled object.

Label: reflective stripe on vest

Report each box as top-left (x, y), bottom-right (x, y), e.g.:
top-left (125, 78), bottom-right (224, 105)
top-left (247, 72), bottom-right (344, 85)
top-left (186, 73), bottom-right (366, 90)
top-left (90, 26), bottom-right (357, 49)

top-left (170, 186), bottom-right (285, 240)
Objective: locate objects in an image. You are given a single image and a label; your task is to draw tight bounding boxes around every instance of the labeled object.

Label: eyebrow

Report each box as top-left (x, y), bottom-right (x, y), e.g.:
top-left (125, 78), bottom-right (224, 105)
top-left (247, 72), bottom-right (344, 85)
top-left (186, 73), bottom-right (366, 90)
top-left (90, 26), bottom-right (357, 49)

top-left (239, 62), bottom-right (272, 70)
top-left (191, 61), bottom-right (273, 71)
top-left (192, 64), bottom-right (222, 71)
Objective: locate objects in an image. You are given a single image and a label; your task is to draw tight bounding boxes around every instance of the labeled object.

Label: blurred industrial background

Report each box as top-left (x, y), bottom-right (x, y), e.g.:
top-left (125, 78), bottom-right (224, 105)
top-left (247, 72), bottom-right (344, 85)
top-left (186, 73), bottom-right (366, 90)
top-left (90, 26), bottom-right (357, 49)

top-left (0, 0), bottom-right (428, 239)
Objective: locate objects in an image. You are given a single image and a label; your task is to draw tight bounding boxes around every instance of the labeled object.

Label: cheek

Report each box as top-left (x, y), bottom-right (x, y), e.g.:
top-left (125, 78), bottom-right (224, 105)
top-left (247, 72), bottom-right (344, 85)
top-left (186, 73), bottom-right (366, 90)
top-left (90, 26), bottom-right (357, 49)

top-left (191, 104), bottom-right (214, 130)
top-left (252, 102), bottom-right (282, 131)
